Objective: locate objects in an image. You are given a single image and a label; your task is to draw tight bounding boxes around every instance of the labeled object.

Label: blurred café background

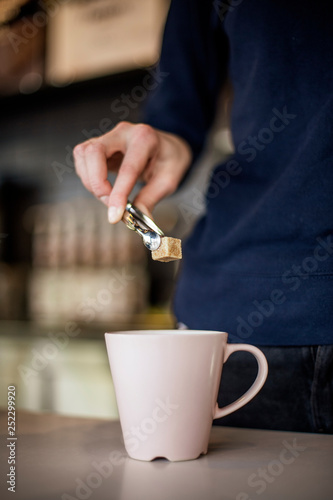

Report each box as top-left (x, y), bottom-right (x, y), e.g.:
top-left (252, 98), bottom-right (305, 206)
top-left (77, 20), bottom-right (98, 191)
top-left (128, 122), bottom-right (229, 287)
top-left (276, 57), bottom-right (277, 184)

top-left (0, 0), bottom-right (232, 418)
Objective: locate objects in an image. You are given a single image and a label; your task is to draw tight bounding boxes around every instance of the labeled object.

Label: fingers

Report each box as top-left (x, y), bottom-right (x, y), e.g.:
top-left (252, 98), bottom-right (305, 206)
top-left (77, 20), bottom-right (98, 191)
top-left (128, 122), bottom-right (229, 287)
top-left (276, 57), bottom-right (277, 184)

top-left (107, 124), bottom-right (159, 223)
top-left (133, 132), bottom-right (192, 215)
top-left (84, 142), bottom-right (113, 202)
top-left (73, 140), bottom-right (112, 205)
top-left (73, 122), bottom-right (132, 205)
top-left (74, 123), bottom-right (159, 221)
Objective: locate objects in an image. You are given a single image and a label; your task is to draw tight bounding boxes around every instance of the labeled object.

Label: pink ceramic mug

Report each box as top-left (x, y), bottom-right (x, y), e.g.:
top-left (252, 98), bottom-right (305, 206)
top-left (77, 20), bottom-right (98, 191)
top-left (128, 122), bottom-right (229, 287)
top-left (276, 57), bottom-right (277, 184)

top-left (105, 330), bottom-right (268, 462)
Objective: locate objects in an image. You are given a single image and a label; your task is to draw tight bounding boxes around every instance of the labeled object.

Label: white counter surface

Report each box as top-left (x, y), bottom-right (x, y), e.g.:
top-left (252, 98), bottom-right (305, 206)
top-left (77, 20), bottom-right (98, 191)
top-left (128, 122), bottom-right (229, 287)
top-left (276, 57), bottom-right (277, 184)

top-left (0, 410), bottom-right (332, 500)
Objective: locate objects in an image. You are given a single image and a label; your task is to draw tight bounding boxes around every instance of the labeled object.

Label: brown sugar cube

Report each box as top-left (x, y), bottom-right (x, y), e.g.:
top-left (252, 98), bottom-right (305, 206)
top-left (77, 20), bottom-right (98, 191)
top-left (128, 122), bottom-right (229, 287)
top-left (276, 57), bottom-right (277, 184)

top-left (151, 237), bottom-right (182, 262)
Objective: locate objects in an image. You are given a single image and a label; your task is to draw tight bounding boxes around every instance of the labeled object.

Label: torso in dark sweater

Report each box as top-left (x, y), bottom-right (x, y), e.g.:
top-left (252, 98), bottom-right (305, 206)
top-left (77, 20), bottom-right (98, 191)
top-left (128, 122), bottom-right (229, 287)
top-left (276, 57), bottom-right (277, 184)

top-left (144, 0), bottom-right (333, 345)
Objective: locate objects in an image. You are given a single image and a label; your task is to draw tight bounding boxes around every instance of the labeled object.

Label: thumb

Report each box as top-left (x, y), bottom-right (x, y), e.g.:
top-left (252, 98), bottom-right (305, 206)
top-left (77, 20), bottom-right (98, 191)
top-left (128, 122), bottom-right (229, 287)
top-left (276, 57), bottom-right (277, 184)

top-left (133, 174), bottom-right (178, 220)
top-left (131, 198), bottom-right (154, 221)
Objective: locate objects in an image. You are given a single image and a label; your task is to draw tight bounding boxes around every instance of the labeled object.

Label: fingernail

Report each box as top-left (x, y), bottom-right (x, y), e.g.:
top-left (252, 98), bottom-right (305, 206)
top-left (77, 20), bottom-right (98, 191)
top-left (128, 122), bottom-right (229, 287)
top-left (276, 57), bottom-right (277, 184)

top-left (99, 195), bottom-right (109, 206)
top-left (108, 206), bottom-right (123, 223)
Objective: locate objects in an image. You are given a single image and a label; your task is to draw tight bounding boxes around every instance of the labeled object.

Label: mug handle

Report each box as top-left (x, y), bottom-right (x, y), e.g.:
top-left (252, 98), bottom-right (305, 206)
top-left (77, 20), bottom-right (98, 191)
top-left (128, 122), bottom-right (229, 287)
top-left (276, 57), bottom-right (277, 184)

top-left (214, 343), bottom-right (268, 419)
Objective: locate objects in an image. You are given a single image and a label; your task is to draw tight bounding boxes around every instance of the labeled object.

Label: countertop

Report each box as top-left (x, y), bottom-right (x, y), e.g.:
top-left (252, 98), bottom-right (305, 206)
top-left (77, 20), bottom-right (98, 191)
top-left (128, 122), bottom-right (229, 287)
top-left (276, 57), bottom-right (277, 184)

top-left (0, 410), bottom-right (332, 500)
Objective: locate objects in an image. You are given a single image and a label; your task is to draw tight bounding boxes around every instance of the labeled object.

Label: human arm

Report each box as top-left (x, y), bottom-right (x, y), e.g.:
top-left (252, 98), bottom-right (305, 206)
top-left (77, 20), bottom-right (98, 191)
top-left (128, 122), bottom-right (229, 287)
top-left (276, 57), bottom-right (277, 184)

top-left (73, 0), bottom-right (228, 222)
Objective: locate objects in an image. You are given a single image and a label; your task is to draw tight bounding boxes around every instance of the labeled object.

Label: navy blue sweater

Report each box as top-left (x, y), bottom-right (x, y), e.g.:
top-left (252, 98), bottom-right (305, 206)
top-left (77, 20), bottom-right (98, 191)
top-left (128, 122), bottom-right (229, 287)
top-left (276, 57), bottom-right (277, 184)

top-left (144, 0), bottom-right (333, 345)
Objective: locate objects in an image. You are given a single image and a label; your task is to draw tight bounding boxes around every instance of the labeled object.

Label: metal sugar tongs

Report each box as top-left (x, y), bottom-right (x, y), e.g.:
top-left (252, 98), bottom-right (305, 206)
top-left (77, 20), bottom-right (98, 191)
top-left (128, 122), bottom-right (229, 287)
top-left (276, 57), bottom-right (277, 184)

top-left (122, 202), bottom-right (164, 251)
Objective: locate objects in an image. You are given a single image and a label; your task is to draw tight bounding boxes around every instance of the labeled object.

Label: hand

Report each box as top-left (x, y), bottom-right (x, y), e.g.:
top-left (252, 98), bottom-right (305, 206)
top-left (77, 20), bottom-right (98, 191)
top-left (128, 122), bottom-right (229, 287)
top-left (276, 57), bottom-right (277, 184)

top-left (73, 122), bottom-right (192, 222)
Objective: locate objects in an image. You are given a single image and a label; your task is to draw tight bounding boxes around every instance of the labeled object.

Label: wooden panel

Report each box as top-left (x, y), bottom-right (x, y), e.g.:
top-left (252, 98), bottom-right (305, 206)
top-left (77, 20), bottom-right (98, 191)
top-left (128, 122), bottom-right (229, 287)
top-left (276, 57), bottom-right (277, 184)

top-left (46, 0), bottom-right (170, 85)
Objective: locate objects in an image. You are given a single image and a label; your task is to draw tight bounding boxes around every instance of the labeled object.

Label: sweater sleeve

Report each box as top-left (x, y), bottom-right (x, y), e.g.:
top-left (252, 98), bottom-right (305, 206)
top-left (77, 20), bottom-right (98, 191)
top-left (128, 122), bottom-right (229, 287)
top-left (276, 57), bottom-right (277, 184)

top-left (142, 0), bottom-right (229, 163)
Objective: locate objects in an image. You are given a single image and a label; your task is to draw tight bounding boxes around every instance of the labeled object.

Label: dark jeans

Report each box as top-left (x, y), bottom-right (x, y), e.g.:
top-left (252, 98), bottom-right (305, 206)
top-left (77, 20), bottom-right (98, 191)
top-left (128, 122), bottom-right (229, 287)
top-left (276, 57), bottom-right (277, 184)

top-left (214, 345), bottom-right (333, 433)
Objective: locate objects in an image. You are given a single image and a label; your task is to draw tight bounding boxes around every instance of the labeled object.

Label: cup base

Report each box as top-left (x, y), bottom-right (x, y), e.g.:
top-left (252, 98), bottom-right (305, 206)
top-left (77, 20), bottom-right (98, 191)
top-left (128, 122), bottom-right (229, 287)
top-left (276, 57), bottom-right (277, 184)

top-left (127, 449), bottom-right (208, 462)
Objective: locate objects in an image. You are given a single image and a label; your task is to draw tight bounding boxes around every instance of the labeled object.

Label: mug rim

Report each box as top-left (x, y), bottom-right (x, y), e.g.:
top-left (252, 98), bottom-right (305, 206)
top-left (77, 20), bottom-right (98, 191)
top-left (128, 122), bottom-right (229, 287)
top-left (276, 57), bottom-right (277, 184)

top-left (105, 330), bottom-right (228, 337)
